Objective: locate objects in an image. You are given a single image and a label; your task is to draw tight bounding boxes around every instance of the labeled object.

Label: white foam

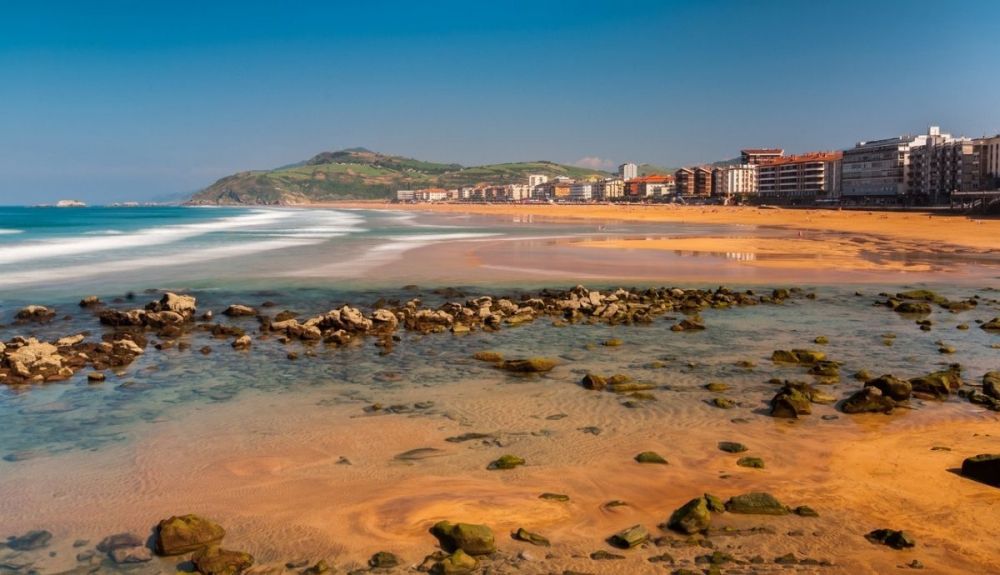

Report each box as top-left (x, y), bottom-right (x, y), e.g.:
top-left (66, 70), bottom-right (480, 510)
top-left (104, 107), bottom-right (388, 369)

top-left (0, 229), bottom-right (23, 235)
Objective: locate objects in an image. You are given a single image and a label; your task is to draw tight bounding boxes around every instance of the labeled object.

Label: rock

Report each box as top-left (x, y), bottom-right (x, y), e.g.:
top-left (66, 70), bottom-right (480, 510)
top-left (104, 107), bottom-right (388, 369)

top-left (112, 338), bottom-right (144, 356)
top-left (55, 334), bottom-right (85, 346)
top-left (580, 373), bottom-right (607, 391)
top-left (769, 381), bottom-right (814, 418)
top-left (979, 317), bottom-right (1000, 331)
top-left (6, 529), bottom-right (53, 551)
top-left (371, 309), bottom-right (399, 332)
top-left (814, 336), bottom-right (829, 344)
top-left (718, 441), bottom-right (747, 453)
top-left (149, 292), bottom-right (197, 318)
top-left (709, 397), bottom-right (735, 409)
top-left (223, 304), bottom-right (257, 317)
top-left (79, 295), bottom-right (101, 307)
top-left (865, 529), bottom-right (916, 550)
top-left (724, 492), bottom-right (789, 515)
top-left (473, 351), bottom-right (503, 363)
top-left (487, 454), bottom-right (525, 470)
top-left (501, 357), bottom-right (557, 372)
top-left (154, 514), bottom-right (226, 555)
top-left (430, 550), bottom-right (478, 575)
top-left (590, 550), bottom-right (625, 560)
top-left (984, 372), bottom-right (1000, 399)
top-left (841, 387), bottom-right (896, 414)
top-left (774, 553), bottom-right (797, 565)
top-left (512, 528), bottom-right (550, 547)
top-left (704, 493), bottom-right (726, 512)
top-left (672, 318), bottom-right (705, 331)
top-left (87, 372), bottom-right (106, 383)
top-left (368, 551), bottom-right (401, 569)
top-left (231, 335), bottom-right (252, 350)
top-left (960, 454), bottom-right (1000, 487)
top-left (794, 506), bottom-right (819, 517)
top-left (193, 546), bottom-right (254, 575)
top-left (854, 369), bottom-right (874, 382)
top-left (666, 497), bottom-right (711, 534)
top-left (111, 546), bottom-right (153, 564)
top-left (608, 524), bottom-right (649, 549)
top-left (771, 349), bottom-right (825, 364)
top-left (893, 302), bottom-right (932, 314)
top-left (737, 456), bottom-right (765, 469)
top-left (539, 493), bottom-right (570, 502)
top-left (15, 305), bottom-right (55, 321)
top-left (635, 451), bottom-right (668, 464)
top-left (705, 382), bottom-right (729, 392)
top-left (602, 338), bottom-right (624, 347)
top-left (97, 532), bottom-right (145, 553)
top-left (430, 521), bottom-right (496, 555)
top-left (865, 375), bottom-right (912, 401)
top-left (910, 369), bottom-right (962, 399)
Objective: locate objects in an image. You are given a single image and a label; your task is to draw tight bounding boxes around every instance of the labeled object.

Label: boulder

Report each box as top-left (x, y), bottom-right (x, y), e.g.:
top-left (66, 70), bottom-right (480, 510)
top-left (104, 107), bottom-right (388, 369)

top-left (369, 551), bottom-right (401, 568)
top-left (79, 295), bottom-right (102, 307)
top-left (501, 357), bottom-right (557, 373)
top-left (15, 305), bottom-right (55, 321)
top-left (910, 369), bottom-right (962, 399)
top-left (865, 529), bottom-right (916, 549)
top-left (430, 549), bottom-right (478, 575)
top-left (371, 309), bottom-right (399, 332)
top-left (608, 524), bottom-right (649, 549)
top-left (984, 372), bottom-right (1000, 399)
top-left (580, 373), bottom-right (607, 391)
top-left (666, 497), bottom-right (711, 534)
top-left (961, 454), bottom-right (1000, 487)
top-left (979, 317), bottom-right (1000, 331)
top-left (6, 529), bottom-right (53, 551)
top-left (635, 451), bottom-right (668, 464)
top-left (222, 304), bottom-right (257, 317)
top-left (231, 335), bottom-right (252, 350)
top-left (154, 514), bottom-right (226, 555)
top-left (192, 546), bottom-right (254, 575)
top-left (148, 292), bottom-right (197, 318)
top-left (430, 521), bottom-right (496, 555)
top-left (864, 375), bottom-right (912, 401)
top-left (769, 382), bottom-right (813, 418)
top-left (841, 387), bottom-right (895, 414)
top-left (725, 492), bottom-right (789, 515)
top-left (487, 454), bottom-right (525, 470)
top-left (512, 528), bottom-right (550, 547)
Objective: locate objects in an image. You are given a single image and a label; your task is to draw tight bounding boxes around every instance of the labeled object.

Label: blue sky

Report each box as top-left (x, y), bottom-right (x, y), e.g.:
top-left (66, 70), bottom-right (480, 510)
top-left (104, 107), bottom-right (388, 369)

top-left (1, 0), bottom-right (998, 203)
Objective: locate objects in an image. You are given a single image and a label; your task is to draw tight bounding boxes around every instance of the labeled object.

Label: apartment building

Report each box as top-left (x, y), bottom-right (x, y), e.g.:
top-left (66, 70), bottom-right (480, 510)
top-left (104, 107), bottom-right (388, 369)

top-left (741, 148), bottom-right (784, 165)
top-left (712, 164), bottom-right (758, 200)
top-left (757, 152), bottom-right (842, 201)
top-left (619, 162), bottom-right (638, 181)
top-left (908, 138), bottom-right (980, 203)
top-left (694, 167), bottom-right (713, 196)
top-left (396, 190), bottom-right (416, 201)
top-left (674, 168), bottom-right (695, 196)
top-left (527, 174), bottom-right (549, 188)
top-left (569, 183), bottom-right (594, 201)
top-left (840, 127), bottom-right (944, 200)
top-left (977, 135), bottom-right (1000, 189)
top-left (595, 177), bottom-right (625, 200)
top-left (625, 175), bottom-right (674, 199)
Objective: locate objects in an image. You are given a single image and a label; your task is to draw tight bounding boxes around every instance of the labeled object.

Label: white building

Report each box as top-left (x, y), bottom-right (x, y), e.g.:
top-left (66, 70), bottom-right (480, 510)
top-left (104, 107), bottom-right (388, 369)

top-left (619, 162), bottom-right (638, 181)
top-left (841, 127), bottom-right (937, 200)
top-left (527, 174), bottom-right (549, 188)
top-left (396, 190), bottom-right (416, 201)
top-left (712, 164), bottom-right (758, 199)
top-left (595, 177), bottom-right (624, 200)
top-left (977, 134), bottom-right (1000, 189)
top-left (508, 184), bottom-right (533, 201)
top-left (569, 183), bottom-right (593, 201)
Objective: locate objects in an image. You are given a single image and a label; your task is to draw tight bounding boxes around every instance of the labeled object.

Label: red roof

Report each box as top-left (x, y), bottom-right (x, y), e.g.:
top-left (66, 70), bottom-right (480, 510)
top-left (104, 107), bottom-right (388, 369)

top-left (742, 148), bottom-right (784, 154)
top-left (759, 151), bottom-right (842, 166)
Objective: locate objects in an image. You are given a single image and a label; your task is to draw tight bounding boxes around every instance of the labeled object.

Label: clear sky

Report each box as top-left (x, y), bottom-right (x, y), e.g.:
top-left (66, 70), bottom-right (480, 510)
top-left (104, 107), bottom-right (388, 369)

top-left (1, 0), bottom-right (998, 203)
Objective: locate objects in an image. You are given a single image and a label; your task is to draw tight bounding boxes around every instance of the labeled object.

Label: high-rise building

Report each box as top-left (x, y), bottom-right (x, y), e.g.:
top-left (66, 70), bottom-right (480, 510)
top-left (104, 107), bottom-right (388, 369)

top-left (694, 167), bottom-right (714, 196)
top-left (741, 149), bottom-right (784, 165)
top-left (908, 137), bottom-right (980, 204)
top-left (619, 162), bottom-right (638, 181)
top-left (712, 164), bottom-right (758, 200)
top-left (569, 183), bottom-right (594, 201)
top-left (757, 152), bottom-right (842, 201)
top-left (674, 168), bottom-right (695, 196)
top-left (840, 127), bottom-right (940, 200)
top-left (595, 177), bottom-right (625, 200)
top-left (527, 174), bottom-right (549, 188)
top-left (976, 135), bottom-right (1000, 190)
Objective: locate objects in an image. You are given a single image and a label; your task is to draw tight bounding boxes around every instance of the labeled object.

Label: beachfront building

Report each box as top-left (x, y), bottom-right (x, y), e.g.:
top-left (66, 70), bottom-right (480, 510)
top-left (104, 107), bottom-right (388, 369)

top-left (396, 190), bottom-right (416, 201)
top-left (675, 168), bottom-right (695, 196)
top-left (569, 183), bottom-right (594, 201)
top-left (840, 128), bottom-right (938, 202)
top-left (694, 167), bottom-right (713, 197)
top-left (595, 177), bottom-right (625, 200)
top-left (976, 134), bottom-right (1000, 189)
top-left (625, 175), bottom-right (675, 199)
top-left (757, 151), bottom-right (842, 202)
top-left (908, 137), bottom-right (980, 204)
top-left (527, 174), bottom-right (549, 188)
top-left (712, 164), bottom-right (758, 201)
top-left (619, 162), bottom-right (638, 181)
top-left (741, 148), bottom-right (784, 165)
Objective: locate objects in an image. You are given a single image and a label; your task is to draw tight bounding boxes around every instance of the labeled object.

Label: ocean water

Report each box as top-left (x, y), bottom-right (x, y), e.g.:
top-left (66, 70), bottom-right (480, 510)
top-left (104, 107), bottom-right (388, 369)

top-left (1, 207), bottom-right (998, 573)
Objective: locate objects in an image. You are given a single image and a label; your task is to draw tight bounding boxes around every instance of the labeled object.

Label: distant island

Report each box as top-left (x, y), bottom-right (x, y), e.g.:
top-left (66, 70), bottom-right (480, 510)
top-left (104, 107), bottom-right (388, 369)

top-left (185, 148), bottom-right (628, 205)
top-left (55, 199), bottom-right (87, 207)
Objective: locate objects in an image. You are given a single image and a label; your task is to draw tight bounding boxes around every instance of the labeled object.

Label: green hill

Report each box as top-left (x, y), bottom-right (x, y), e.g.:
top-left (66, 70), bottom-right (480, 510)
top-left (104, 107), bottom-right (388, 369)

top-left (186, 149), bottom-right (611, 205)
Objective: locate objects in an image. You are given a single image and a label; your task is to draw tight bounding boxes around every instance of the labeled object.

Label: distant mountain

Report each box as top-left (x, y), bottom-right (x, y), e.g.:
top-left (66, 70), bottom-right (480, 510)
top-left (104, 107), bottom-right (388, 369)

top-left (186, 149), bottom-right (611, 205)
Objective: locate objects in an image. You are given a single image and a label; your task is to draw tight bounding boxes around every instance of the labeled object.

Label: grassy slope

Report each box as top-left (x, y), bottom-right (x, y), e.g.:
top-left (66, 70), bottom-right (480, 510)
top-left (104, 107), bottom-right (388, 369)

top-left (187, 151), bottom-right (611, 205)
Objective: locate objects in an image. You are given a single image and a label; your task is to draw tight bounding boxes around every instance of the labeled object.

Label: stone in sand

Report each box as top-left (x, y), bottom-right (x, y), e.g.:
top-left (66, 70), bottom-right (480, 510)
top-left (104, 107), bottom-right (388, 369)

top-left (982, 317), bottom-right (1000, 331)
top-left (864, 374), bottom-right (912, 401)
top-left (6, 529), bottom-right (53, 551)
top-left (369, 551), bottom-right (401, 568)
top-left (709, 397), bottom-right (735, 409)
top-left (222, 304), bottom-right (257, 317)
top-left (501, 357), bottom-right (557, 373)
top-left (718, 441), bottom-right (747, 453)
top-left (910, 369), bottom-right (962, 399)
top-left (841, 387), bottom-right (895, 414)
top-left (154, 514), bottom-right (226, 555)
top-left (513, 528), bottom-right (550, 547)
top-left (97, 532), bottom-right (145, 553)
top-left (192, 546), bottom-right (254, 575)
top-left (984, 372), bottom-right (1000, 399)
top-left (666, 497), bottom-right (711, 534)
top-left (608, 524), bottom-right (649, 549)
top-left (865, 529), bottom-right (916, 549)
top-left (539, 492), bottom-right (570, 502)
top-left (473, 351), bottom-right (503, 363)
top-left (430, 549), bottom-right (478, 575)
top-left (794, 505), bottom-right (819, 517)
top-left (737, 456), bottom-right (765, 469)
top-left (430, 521), bottom-right (496, 555)
top-left (590, 550), bottom-right (625, 560)
top-left (961, 454), bottom-right (1000, 487)
top-left (487, 454), bottom-right (525, 470)
top-left (705, 382), bottom-right (729, 392)
top-left (725, 492), bottom-right (789, 515)
top-left (580, 373), bottom-right (607, 390)
top-left (635, 451), bottom-right (668, 464)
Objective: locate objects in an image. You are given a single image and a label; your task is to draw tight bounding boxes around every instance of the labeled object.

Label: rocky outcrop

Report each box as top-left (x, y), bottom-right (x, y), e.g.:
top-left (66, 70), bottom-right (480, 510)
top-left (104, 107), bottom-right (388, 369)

top-left (666, 497), bottom-right (712, 534)
top-left (841, 387), bottom-right (896, 414)
top-left (15, 305), bottom-right (55, 322)
top-left (864, 375), bottom-right (912, 401)
top-left (154, 514), bottom-right (226, 555)
top-left (961, 454), bottom-right (1000, 487)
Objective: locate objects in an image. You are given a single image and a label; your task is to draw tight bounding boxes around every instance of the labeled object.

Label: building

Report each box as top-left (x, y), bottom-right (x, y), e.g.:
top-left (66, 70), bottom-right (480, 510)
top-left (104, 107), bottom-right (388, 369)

top-left (976, 134), bottom-right (1000, 189)
top-left (625, 175), bottom-right (674, 199)
top-left (741, 149), bottom-right (784, 165)
top-left (396, 190), bottom-right (416, 202)
top-left (840, 128), bottom-right (940, 201)
top-left (675, 168), bottom-right (695, 196)
top-left (757, 152), bottom-right (842, 201)
top-left (712, 164), bottom-right (758, 201)
top-left (508, 184), bottom-right (532, 201)
top-left (619, 162), bottom-right (638, 181)
top-left (527, 174), bottom-right (549, 188)
top-left (569, 183), bottom-right (594, 201)
top-left (694, 167), bottom-right (714, 196)
top-left (594, 177), bottom-right (625, 200)
top-left (908, 136), bottom-right (980, 204)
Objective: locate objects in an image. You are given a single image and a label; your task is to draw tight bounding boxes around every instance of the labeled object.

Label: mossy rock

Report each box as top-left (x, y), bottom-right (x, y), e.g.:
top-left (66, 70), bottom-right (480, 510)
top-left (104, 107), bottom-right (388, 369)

top-left (737, 456), bottom-right (765, 469)
top-left (709, 397), bottom-right (735, 409)
top-left (897, 289), bottom-right (947, 304)
top-left (840, 387), bottom-right (895, 414)
top-left (981, 317), bottom-right (1000, 331)
top-left (724, 492), bottom-right (789, 515)
top-left (608, 524), bottom-right (650, 549)
top-left (705, 382), bottom-right (729, 393)
top-left (487, 454), bottom-right (525, 470)
top-left (580, 373), bottom-right (607, 390)
top-left (369, 551), bottom-right (401, 569)
top-left (703, 493), bottom-right (726, 513)
top-left (717, 441), bottom-right (747, 453)
top-left (512, 527), bottom-right (550, 547)
top-left (430, 521), bottom-right (496, 555)
top-left (635, 451), bottom-right (668, 465)
top-left (501, 357), bottom-right (557, 372)
top-left (865, 375), bottom-right (912, 401)
top-left (539, 492), bottom-right (570, 502)
top-left (910, 369), bottom-right (962, 399)
top-left (430, 549), bottom-right (478, 575)
top-left (192, 546), bottom-right (254, 575)
top-left (666, 497), bottom-right (711, 534)
top-left (602, 338), bottom-right (624, 347)
top-left (865, 528), bottom-right (916, 549)
top-left (154, 514), bottom-right (226, 556)
top-left (794, 505), bottom-right (819, 517)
